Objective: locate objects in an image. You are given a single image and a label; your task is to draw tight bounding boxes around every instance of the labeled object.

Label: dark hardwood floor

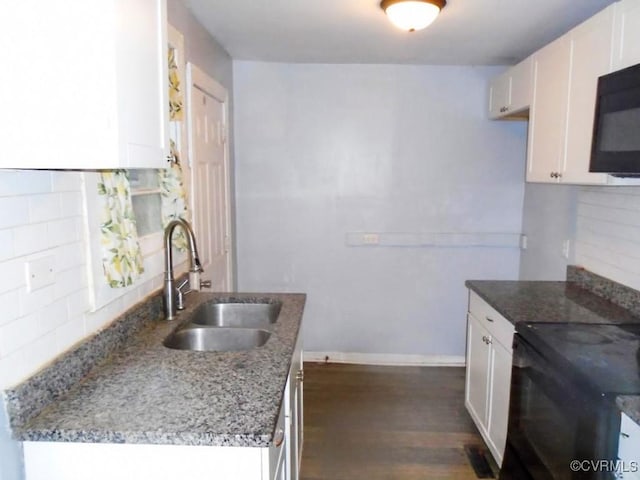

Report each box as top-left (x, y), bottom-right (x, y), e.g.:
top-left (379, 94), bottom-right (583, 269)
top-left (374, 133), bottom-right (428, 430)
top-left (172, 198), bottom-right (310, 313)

top-left (300, 363), bottom-right (495, 480)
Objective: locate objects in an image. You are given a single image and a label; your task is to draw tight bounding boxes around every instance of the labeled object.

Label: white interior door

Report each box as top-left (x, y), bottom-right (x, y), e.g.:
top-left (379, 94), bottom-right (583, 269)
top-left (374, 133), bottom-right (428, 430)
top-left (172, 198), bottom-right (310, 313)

top-left (188, 65), bottom-right (232, 291)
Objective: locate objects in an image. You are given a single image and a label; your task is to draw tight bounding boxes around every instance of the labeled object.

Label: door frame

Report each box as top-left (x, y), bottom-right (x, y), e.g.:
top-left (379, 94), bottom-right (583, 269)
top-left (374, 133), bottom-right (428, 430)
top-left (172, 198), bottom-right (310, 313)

top-left (186, 63), bottom-right (234, 290)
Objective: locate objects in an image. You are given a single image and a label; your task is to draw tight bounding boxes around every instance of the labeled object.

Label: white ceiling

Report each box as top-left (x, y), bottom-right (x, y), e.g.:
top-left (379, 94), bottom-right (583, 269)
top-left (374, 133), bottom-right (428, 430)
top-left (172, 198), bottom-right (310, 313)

top-left (185, 0), bottom-right (617, 65)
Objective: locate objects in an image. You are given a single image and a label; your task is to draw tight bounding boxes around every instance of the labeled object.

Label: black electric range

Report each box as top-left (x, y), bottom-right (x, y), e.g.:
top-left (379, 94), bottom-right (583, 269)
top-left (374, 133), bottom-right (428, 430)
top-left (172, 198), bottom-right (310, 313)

top-left (518, 322), bottom-right (640, 399)
top-left (501, 322), bottom-right (640, 479)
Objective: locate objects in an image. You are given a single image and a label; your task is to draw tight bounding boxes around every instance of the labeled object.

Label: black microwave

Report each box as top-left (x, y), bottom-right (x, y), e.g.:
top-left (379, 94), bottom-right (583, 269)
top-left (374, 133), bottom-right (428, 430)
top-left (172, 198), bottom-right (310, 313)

top-left (590, 62), bottom-right (640, 177)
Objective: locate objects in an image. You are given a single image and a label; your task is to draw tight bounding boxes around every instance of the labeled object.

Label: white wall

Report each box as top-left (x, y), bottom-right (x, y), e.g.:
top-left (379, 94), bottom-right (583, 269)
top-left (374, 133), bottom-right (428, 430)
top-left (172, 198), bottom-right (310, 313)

top-left (234, 62), bottom-right (527, 360)
top-left (0, 7), bottom-right (233, 479)
top-left (519, 183), bottom-right (578, 280)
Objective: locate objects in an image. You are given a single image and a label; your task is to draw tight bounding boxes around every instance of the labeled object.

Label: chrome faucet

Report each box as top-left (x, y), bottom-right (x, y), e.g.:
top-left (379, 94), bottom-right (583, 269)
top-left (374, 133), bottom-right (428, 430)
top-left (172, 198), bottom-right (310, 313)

top-left (163, 219), bottom-right (203, 320)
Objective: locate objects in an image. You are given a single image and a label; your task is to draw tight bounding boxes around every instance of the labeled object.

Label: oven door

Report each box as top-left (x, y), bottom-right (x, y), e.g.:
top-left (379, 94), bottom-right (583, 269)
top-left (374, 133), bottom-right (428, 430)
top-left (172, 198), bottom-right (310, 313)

top-left (500, 334), bottom-right (619, 480)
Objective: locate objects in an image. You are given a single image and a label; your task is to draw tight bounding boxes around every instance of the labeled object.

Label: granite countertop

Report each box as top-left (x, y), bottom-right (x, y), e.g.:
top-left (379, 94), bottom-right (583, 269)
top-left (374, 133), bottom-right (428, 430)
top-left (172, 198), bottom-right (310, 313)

top-left (8, 292), bottom-right (305, 447)
top-left (466, 277), bottom-right (640, 426)
top-left (465, 280), bottom-right (640, 326)
top-left (617, 396), bottom-right (640, 425)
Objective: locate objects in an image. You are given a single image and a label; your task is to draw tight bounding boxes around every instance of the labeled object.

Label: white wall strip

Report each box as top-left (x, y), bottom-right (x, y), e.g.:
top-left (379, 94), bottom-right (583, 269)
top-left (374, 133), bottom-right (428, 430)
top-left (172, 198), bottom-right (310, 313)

top-left (345, 232), bottom-right (522, 248)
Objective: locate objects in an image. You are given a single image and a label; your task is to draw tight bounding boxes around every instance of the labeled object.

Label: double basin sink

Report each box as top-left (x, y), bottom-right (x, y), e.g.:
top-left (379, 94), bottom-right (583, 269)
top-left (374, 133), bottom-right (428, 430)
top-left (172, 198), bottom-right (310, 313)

top-left (164, 299), bottom-right (282, 352)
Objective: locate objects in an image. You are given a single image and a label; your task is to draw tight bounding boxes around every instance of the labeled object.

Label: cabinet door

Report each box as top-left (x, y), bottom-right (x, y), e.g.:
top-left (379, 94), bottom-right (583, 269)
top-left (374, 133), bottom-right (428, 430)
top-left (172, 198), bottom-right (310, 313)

top-left (115, 0), bottom-right (169, 168)
top-left (0, 0), bottom-right (168, 169)
top-left (465, 314), bottom-right (491, 430)
top-left (527, 35), bottom-right (571, 183)
top-left (509, 56), bottom-right (533, 114)
top-left (286, 337), bottom-right (303, 480)
top-left (489, 72), bottom-right (512, 119)
top-left (562, 6), bottom-right (613, 185)
top-left (486, 339), bottom-right (512, 466)
top-left (613, 0), bottom-right (640, 71)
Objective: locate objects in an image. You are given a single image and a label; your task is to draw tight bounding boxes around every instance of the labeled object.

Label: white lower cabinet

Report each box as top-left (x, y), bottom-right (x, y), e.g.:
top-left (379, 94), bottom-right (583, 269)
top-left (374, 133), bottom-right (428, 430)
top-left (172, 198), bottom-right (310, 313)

top-left (618, 413), bottom-right (640, 480)
top-left (465, 291), bottom-right (515, 466)
top-left (285, 336), bottom-right (304, 480)
top-left (23, 351), bottom-right (304, 480)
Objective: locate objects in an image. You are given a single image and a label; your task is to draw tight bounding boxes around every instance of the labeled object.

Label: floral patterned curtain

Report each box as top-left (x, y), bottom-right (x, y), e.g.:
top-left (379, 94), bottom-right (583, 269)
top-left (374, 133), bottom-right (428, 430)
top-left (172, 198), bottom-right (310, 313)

top-left (159, 140), bottom-right (189, 250)
top-left (97, 171), bottom-right (144, 287)
top-left (162, 43), bottom-right (190, 250)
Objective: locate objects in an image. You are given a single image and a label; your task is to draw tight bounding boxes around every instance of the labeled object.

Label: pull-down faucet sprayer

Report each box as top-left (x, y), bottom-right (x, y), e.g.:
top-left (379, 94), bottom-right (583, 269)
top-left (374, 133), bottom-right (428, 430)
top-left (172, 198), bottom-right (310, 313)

top-left (163, 219), bottom-right (203, 321)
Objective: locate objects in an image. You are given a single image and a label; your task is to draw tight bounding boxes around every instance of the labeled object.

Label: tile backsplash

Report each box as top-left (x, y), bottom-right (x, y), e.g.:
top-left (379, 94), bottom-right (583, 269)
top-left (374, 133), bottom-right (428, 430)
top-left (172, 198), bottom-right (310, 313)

top-left (0, 170), bottom-right (161, 391)
top-left (575, 186), bottom-right (640, 292)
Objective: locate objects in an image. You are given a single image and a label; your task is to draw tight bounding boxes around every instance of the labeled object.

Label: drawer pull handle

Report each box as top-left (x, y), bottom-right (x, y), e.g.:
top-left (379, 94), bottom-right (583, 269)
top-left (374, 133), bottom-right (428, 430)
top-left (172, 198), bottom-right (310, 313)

top-left (274, 428), bottom-right (285, 447)
top-left (486, 317), bottom-right (495, 323)
top-left (621, 432), bottom-right (630, 438)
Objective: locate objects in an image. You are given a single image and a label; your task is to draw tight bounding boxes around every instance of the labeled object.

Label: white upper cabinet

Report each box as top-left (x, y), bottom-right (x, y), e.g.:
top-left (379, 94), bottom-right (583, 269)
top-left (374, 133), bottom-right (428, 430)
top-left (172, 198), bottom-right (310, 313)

top-left (563, 6), bottom-right (614, 185)
top-left (526, 35), bottom-right (571, 183)
top-left (612, 0), bottom-right (640, 71)
top-left (488, 56), bottom-right (533, 119)
top-left (1, 0), bottom-right (169, 169)
top-left (520, 4), bottom-right (618, 184)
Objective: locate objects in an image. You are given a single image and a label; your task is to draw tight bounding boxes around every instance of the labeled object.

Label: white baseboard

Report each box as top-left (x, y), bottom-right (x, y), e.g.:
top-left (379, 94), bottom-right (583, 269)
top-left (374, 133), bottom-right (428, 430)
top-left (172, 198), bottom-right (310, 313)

top-left (303, 351), bottom-right (466, 367)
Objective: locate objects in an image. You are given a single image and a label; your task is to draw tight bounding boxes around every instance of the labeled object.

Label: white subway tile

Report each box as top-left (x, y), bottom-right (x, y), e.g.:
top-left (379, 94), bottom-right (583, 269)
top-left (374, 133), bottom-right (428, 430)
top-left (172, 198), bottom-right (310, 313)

top-left (84, 297), bottom-right (124, 335)
top-left (51, 171), bottom-right (83, 193)
top-left (0, 258), bottom-right (26, 294)
top-left (13, 224), bottom-right (50, 257)
top-left (0, 349), bottom-right (27, 389)
top-left (40, 298), bottom-right (69, 333)
top-left (0, 229), bottom-right (15, 261)
top-left (53, 266), bottom-right (87, 300)
top-left (0, 312), bottom-right (41, 357)
top-left (55, 315), bottom-right (86, 355)
top-left (48, 218), bottom-right (82, 247)
top-left (66, 288), bottom-right (90, 319)
top-left (0, 197), bottom-right (29, 229)
top-left (18, 285), bottom-right (54, 317)
top-left (121, 288), bottom-right (141, 310)
top-left (0, 289), bottom-right (20, 327)
top-left (53, 242), bottom-right (85, 272)
top-left (0, 171), bottom-right (52, 197)
top-left (28, 194), bottom-right (62, 224)
top-left (24, 331), bottom-right (58, 373)
top-left (59, 192), bottom-right (83, 218)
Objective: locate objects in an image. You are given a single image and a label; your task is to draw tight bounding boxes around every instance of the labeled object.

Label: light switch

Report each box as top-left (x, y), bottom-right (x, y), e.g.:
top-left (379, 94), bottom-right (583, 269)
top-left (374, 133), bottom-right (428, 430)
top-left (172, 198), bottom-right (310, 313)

top-left (25, 256), bottom-right (55, 292)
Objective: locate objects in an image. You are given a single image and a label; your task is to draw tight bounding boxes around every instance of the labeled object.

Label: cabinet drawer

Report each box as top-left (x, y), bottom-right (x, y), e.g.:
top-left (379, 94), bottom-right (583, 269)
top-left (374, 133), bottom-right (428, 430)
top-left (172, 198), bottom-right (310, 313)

top-left (468, 291), bottom-right (515, 352)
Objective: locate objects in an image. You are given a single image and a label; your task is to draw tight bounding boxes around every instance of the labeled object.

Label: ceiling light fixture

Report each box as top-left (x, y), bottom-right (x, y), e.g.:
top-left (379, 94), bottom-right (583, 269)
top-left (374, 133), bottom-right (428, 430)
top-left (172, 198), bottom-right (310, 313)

top-left (380, 0), bottom-right (446, 32)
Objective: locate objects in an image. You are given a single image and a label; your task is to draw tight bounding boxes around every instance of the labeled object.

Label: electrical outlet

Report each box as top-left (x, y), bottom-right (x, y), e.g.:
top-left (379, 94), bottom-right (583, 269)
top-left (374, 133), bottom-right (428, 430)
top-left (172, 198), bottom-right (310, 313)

top-left (25, 256), bottom-right (55, 292)
top-left (520, 234), bottom-right (528, 250)
top-left (363, 233), bottom-right (379, 245)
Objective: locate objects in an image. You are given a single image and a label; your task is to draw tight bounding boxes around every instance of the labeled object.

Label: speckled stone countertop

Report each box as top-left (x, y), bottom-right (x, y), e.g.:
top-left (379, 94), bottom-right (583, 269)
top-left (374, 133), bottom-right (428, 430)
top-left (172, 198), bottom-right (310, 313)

top-left (617, 396), bottom-right (640, 425)
top-left (465, 280), bottom-right (640, 326)
top-left (8, 292), bottom-right (305, 447)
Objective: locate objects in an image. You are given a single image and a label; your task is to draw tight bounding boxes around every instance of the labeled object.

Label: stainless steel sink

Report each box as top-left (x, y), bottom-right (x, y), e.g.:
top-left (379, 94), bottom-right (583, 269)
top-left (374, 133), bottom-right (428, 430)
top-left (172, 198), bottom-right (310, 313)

top-left (163, 327), bottom-right (272, 352)
top-left (190, 300), bottom-right (282, 328)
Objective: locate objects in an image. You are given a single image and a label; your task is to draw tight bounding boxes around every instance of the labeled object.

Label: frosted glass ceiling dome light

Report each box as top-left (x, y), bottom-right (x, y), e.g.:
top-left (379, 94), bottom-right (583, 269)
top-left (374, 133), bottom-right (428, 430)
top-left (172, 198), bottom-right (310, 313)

top-left (380, 0), bottom-right (446, 32)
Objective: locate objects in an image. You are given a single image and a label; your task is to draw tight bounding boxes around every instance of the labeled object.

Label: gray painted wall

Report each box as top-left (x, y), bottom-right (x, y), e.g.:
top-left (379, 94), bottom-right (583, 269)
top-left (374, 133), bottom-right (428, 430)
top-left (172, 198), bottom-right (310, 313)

top-left (519, 183), bottom-right (578, 280)
top-left (234, 62), bottom-right (527, 358)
